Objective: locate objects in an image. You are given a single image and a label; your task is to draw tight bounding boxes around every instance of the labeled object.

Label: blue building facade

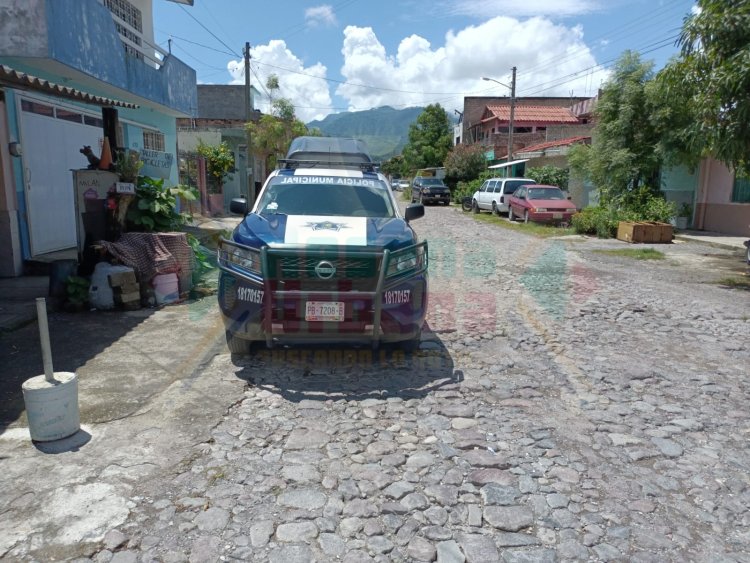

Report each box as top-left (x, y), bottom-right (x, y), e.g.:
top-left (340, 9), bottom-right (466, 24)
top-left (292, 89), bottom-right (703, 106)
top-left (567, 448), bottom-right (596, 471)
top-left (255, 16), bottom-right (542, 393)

top-left (0, 0), bottom-right (197, 273)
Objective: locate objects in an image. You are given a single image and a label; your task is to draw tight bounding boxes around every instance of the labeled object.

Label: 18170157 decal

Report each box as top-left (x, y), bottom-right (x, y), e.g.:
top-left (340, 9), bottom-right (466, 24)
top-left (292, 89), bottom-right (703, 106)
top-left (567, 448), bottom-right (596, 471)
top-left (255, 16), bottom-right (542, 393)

top-left (384, 289), bottom-right (411, 305)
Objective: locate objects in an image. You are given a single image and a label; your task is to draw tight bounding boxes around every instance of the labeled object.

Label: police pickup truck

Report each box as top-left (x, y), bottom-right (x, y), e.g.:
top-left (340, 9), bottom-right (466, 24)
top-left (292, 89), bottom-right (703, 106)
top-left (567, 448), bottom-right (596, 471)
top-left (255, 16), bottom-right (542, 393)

top-left (217, 137), bottom-right (428, 353)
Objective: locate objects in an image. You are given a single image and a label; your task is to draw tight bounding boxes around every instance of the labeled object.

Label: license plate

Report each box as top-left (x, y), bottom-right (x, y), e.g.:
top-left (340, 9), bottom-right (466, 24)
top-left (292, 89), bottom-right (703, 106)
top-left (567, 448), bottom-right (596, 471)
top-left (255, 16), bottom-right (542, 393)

top-left (553, 212), bottom-right (563, 219)
top-left (305, 301), bottom-right (345, 322)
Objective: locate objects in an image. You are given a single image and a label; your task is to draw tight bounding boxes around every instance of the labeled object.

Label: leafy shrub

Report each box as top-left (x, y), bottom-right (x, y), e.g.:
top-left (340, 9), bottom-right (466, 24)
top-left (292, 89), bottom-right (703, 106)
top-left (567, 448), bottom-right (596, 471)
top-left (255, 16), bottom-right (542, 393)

top-left (65, 276), bottom-right (90, 307)
top-left (127, 177), bottom-right (198, 232)
top-left (197, 141), bottom-right (235, 194)
top-left (613, 185), bottom-right (677, 223)
top-left (526, 165), bottom-right (569, 189)
top-left (453, 170), bottom-right (496, 201)
top-left (571, 206), bottom-right (621, 238)
top-left (573, 186), bottom-right (678, 238)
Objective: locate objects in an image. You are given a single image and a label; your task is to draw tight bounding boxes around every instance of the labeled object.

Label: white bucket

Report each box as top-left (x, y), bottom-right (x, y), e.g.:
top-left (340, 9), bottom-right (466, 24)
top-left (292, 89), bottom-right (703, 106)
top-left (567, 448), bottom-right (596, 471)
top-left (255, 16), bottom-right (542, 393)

top-left (22, 371), bottom-right (80, 442)
top-left (153, 273), bottom-right (179, 305)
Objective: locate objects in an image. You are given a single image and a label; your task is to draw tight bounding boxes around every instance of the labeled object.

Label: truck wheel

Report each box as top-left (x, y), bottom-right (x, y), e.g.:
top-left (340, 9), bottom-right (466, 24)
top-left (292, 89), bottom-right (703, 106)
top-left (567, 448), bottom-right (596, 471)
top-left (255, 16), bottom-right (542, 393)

top-left (508, 206), bottom-right (515, 221)
top-left (399, 331), bottom-right (422, 352)
top-left (226, 331), bottom-right (250, 354)
top-left (472, 200), bottom-right (480, 214)
top-left (492, 202), bottom-right (499, 216)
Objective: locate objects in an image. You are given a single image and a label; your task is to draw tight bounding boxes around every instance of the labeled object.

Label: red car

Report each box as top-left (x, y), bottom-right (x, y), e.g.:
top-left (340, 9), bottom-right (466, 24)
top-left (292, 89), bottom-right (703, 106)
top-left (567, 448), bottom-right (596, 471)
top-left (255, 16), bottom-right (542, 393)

top-left (507, 184), bottom-right (577, 224)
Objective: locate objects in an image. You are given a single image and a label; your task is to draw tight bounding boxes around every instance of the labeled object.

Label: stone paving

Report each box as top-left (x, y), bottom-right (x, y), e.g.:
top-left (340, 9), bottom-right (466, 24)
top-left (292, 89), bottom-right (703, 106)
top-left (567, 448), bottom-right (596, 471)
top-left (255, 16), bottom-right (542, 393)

top-left (26, 205), bottom-right (750, 561)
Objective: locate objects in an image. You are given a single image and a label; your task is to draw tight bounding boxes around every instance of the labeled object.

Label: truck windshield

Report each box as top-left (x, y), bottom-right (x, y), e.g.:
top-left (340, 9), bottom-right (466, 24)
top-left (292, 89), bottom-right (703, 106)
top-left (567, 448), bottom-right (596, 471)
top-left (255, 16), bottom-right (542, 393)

top-left (257, 176), bottom-right (396, 218)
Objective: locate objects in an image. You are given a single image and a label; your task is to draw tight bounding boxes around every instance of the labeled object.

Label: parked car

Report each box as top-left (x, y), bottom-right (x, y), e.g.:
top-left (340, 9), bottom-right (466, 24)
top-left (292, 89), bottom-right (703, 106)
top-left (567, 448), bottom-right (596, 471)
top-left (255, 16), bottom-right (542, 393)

top-left (411, 177), bottom-right (451, 205)
top-left (471, 177), bottom-right (536, 215)
top-left (507, 184), bottom-right (577, 224)
top-left (392, 179), bottom-right (409, 191)
top-left (218, 136), bottom-right (428, 353)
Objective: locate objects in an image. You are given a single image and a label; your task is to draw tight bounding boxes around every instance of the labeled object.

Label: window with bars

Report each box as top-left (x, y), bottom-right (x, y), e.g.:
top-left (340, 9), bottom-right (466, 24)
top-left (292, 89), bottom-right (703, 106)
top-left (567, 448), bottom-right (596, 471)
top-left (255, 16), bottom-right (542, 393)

top-left (143, 130), bottom-right (165, 152)
top-left (103, 0), bottom-right (143, 59)
top-left (104, 0), bottom-right (142, 32)
top-left (732, 174), bottom-right (750, 203)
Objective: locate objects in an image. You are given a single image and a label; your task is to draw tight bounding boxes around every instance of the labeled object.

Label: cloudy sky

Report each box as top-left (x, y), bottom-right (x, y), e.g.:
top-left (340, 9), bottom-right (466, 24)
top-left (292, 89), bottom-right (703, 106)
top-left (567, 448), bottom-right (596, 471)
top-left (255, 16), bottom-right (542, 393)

top-left (154, 0), bottom-right (695, 122)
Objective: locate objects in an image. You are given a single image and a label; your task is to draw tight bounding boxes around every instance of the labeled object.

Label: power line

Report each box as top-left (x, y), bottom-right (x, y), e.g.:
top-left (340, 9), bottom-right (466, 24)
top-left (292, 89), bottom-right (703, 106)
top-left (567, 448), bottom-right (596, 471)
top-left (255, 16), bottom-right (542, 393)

top-left (520, 36), bottom-right (681, 97)
top-left (178, 4), bottom-right (242, 58)
top-left (516, 0), bottom-right (687, 80)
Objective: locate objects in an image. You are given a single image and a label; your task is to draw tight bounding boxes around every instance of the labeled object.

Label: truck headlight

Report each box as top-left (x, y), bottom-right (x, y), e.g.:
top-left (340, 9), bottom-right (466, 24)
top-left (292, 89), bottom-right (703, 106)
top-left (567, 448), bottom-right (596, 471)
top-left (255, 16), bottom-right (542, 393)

top-left (387, 246), bottom-right (425, 278)
top-left (219, 241), bottom-right (261, 275)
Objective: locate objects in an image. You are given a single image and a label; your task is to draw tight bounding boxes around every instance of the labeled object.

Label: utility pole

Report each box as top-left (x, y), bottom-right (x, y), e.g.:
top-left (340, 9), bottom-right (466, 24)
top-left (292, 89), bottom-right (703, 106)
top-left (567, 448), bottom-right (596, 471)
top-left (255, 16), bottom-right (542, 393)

top-left (508, 66), bottom-right (516, 165)
top-left (244, 41), bottom-right (255, 203)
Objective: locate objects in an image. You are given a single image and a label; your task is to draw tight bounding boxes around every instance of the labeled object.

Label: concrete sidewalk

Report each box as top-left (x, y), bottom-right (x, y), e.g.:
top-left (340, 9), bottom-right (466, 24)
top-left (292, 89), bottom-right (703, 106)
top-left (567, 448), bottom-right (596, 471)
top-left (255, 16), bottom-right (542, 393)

top-left (674, 229), bottom-right (748, 251)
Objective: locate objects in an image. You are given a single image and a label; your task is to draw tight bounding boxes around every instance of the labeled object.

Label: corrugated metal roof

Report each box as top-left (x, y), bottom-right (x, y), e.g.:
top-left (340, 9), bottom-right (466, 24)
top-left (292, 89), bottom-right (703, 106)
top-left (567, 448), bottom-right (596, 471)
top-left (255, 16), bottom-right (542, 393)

top-left (482, 105), bottom-right (579, 124)
top-left (0, 64), bottom-right (139, 109)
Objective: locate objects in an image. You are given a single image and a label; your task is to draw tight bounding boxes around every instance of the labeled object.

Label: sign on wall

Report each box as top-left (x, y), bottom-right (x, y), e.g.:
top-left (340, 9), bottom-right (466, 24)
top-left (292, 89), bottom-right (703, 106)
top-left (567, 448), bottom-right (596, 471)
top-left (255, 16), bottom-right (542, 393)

top-left (140, 149), bottom-right (174, 179)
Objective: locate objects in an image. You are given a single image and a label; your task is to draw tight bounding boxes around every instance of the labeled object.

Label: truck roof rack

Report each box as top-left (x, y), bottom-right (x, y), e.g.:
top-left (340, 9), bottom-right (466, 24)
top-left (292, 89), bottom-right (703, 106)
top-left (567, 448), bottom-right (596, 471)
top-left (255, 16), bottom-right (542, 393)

top-left (285, 136), bottom-right (375, 163)
top-left (278, 159), bottom-right (381, 172)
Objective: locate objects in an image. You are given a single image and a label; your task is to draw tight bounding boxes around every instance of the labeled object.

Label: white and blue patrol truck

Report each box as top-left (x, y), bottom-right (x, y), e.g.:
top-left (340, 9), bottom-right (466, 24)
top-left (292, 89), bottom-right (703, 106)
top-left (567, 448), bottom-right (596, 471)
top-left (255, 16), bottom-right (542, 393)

top-left (217, 137), bottom-right (428, 353)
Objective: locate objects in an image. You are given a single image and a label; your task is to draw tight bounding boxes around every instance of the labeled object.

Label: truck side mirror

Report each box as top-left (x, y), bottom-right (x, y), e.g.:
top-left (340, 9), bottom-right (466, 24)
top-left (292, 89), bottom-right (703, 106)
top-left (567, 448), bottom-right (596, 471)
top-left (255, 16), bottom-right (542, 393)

top-left (229, 197), bottom-right (248, 215)
top-left (404, 204), bottom-right (424, 222)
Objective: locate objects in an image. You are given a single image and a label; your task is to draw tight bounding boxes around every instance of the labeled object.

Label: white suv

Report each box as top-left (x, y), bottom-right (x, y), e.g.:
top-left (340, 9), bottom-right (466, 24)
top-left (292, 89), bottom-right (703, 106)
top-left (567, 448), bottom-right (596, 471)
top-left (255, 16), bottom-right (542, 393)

top-left (471, 177), bottom-right (535, 215)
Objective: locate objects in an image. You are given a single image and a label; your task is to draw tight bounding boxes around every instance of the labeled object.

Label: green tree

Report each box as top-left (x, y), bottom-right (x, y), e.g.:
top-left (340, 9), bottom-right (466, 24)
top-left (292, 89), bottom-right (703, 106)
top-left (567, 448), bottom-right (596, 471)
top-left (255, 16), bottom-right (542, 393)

top-left (402, 104), bottom-right (452, 171)
top-left (443, 144), bottom-right (486, 188)
top-left (381, 154), bottom-right (407, 178)
top-left (247, 98), bottom-right (317, 174)
top-left (568, 51), bottom-right (661, 206)
top-left (196, 141), bottom-right (235, 193)
top-left (657, 0), bottom-right (750, 174)
top-left (526, 165), bottom-right (569, 189)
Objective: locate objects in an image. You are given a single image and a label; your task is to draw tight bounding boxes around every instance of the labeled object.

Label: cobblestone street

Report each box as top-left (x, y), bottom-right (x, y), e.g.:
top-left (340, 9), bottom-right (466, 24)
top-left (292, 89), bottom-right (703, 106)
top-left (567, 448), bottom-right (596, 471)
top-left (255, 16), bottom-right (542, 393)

top-left (8, 205), bottom-right (750, 562)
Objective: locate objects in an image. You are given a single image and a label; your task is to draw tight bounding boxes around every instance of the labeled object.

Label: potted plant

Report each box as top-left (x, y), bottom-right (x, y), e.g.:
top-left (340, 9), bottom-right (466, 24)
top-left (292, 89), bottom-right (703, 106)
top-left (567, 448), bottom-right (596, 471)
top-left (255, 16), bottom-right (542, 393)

top-left (197, 141), bottom-right (235, 216)
top-left (675, 203), bottom-right (692, 230)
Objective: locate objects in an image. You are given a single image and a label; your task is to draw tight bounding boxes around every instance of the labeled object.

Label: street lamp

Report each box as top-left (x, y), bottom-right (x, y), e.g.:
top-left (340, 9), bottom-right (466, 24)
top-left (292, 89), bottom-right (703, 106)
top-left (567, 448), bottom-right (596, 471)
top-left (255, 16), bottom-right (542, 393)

top-left (482, 67), bottom-right (517, 164)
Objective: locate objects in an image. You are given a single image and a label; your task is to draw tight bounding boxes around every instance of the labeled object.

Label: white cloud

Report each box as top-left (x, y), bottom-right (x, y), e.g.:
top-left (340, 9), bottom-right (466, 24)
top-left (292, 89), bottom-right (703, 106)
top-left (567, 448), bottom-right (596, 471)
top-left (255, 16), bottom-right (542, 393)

top-left (305, 5), bottom-right (337, 27)
top-left (227, 40), bottom-right (333, 122)
top-left (442, 0), bottom-right (602, 18)
top-left (336, 18), bottom-right (608, 113)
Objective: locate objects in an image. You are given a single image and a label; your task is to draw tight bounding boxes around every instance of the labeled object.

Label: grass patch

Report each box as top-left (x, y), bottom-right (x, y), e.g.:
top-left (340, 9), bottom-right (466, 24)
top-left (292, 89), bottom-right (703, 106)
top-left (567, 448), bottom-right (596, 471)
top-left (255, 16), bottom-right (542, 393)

top-left (715, 276), bottom-right (750, 290)
top-left (593, 248), bottom-right (666, 260)
top-left (468, 212), bottom-right (575, 238)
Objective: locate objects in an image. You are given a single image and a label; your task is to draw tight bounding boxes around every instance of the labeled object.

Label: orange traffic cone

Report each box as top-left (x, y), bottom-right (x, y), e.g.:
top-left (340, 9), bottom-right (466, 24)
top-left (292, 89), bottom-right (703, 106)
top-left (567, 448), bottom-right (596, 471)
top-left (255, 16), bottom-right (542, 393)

top-left (99, 137), bottom-right (113, 170)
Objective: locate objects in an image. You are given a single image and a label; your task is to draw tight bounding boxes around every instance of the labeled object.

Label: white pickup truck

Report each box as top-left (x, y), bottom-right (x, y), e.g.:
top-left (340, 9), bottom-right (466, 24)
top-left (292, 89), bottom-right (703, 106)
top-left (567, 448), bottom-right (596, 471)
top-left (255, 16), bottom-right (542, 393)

top-left (471, 177), bottom-right (535, 215)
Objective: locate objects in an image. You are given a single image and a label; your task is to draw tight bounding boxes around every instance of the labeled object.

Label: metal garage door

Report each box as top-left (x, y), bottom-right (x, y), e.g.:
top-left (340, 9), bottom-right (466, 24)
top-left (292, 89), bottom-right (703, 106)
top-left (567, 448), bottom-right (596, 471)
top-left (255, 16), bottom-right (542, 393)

top-left (18, 96), bottom-right (103, 256)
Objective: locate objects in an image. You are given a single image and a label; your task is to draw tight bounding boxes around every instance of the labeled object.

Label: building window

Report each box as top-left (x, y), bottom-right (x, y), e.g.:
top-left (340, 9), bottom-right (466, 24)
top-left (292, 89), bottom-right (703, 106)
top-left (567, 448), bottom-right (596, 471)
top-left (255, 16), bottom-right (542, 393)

top-left (103, 0), bottom-right (144, 60)
top-left (84, 115), bottom-right (104, 128)
top-left (104, 0), bottom-right (142, 32)
top-left (143, 129), bottom-right (165, 152)
top-left (732, 174), bottom-right (750, 203)
top-left (21, 100), bottom-right (54, 117)
top-left (56, 108), bottom-right (82, 124)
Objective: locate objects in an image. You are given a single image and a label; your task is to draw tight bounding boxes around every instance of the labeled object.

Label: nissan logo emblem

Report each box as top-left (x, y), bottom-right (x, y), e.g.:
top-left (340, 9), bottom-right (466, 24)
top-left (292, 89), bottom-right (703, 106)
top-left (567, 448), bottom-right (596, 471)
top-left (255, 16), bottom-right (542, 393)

top-left (314, 260), bottom-right (336, 279)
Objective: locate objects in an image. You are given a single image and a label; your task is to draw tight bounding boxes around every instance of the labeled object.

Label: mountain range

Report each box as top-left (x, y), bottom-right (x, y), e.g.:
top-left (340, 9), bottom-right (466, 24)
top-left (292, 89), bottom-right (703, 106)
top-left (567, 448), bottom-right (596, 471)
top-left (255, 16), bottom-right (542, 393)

top-left (307, 106), bottom-right (425, 161)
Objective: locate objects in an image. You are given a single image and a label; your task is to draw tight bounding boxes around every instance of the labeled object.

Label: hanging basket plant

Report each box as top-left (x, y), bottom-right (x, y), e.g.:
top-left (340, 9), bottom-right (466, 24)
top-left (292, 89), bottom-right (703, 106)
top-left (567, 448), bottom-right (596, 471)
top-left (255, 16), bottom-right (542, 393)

top-left (197, 141), bottom-right (235, 194)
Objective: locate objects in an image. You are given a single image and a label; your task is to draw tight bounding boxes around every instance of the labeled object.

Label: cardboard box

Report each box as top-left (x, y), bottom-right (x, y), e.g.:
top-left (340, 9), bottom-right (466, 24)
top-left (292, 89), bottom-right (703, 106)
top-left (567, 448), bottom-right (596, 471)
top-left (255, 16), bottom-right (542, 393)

top-left (113, 283), bottom-right (140, 295)
top-left (114, 291), bottom-right (141, 304)
top-left (109, 270), bottom-right (137, 287)
top-left (617, 221), bottom-right (673, 244)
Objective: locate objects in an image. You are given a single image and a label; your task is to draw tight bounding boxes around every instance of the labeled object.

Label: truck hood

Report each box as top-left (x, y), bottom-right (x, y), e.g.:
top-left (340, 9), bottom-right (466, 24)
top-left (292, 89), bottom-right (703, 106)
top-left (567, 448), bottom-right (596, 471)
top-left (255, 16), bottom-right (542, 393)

top-left (233, 213), bottom-right (418, 251)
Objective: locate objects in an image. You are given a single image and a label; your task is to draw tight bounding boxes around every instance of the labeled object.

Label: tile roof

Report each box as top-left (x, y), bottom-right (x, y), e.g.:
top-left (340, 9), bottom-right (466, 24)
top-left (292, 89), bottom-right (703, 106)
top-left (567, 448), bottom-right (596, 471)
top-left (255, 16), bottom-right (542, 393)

top-left (0, 64), bottom-right (139, 109)
top-left (482, 105), bottom-right (579, 124)
top-left (515, 136), bottom-right (591, 154)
